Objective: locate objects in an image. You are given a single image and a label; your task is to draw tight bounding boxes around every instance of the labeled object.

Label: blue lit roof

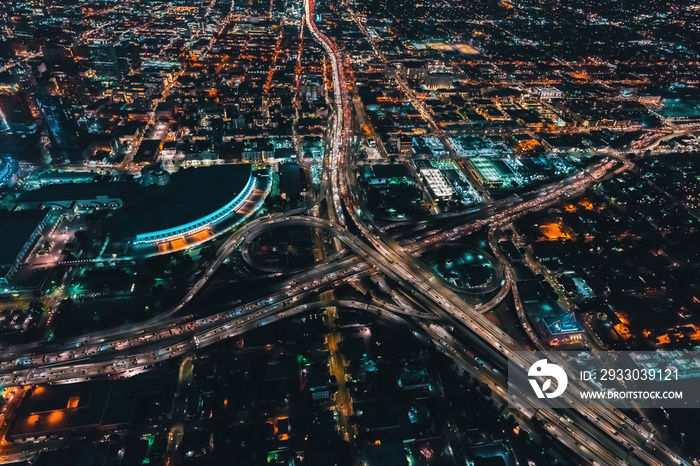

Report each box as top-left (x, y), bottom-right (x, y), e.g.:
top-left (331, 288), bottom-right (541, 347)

top-left (541, 313), bottom-right (583, 335)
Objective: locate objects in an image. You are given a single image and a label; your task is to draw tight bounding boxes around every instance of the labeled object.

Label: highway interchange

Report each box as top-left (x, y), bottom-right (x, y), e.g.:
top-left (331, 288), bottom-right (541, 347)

top-left (300, 2), bottom-right (688, 464)
top-left (0, 2), bottom-right (692, 465)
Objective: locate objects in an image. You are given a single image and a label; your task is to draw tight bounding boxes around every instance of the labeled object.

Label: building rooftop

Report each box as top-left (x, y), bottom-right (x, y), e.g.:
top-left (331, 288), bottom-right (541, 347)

top-left (114, 164), bottom-right (253, 240)
top-left (469, 157), bottom-right (502, 183)
top-left (541, 313), bottom-right (584, 336)
top-left (420, 168), bottom-right (453, 199)
top-left (0, 210), bottom-right (47, 267)
top-left (18, 164), bottom-right (253, 241)
top-left (7, 374), bottom-right (173, 440)
top-left (370, 164), bottom-right (411, 180)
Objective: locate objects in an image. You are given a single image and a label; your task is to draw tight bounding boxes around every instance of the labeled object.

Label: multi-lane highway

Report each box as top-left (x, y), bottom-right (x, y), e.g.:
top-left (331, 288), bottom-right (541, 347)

top-left (0, 294), bottom-right (431, 386)
top-left (0, 167), bottom-right (597, 374)
top-left (305, 0), bottom-right (687, 462)
top-left (304, 0), bottom-right (347, 225)
top-left (0, 2), bottom-right (690, 465)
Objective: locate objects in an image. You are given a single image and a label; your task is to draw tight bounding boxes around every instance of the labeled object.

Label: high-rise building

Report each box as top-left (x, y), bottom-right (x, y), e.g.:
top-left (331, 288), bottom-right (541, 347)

top-left (36, 95), bottom-right (80, 150)
top-left (0, 90), bottom-right (37, 135)
top-left (0, 156), bottom-right (19, 189)
top-left (89, 41), bottom-right (121, 80)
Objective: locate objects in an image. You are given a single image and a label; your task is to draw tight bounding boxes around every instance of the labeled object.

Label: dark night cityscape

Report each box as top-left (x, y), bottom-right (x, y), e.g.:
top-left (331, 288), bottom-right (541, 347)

top-left (0, 0), bottom-right (700, 464)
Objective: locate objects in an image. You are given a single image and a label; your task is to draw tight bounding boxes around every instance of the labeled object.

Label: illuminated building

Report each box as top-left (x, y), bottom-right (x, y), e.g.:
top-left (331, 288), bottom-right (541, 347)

top-left (419, 168), bottom-right (453, 200)
top-left (36, 95), bottom-right (80, 150)
top-left (397, 60), bottom-right (426, 82)
top-left (532, 87), bottom-right (564, 100)
top-left (300, 76), bottom-right (324, 101)
top-left (139, 163), bottom-right (171, 187)
top-left (395, 135), bottom-right (413, 156)
top-left (425, 65), bottom-right (454, 90)
top-left (0, 156), bottom-right (19, 188)
top-left (539, 313), bottom-right (585, 346)
top-left (15, 165), bottom-right (259, 248)
top-left (465, 156), bottom-right (505, 188)
top-left (0, 91), bottom-right (36, 135)
top-left (130, 165), bottom-right (257, 245)
top-left (89, 40), bottom-right (121, 81)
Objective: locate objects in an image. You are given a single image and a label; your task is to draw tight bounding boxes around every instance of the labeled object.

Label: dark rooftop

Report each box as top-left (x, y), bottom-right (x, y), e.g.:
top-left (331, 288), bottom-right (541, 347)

top-left (7, 374), bottom-right (173, 440)
top-left (0, 210), bottom-right (47, 267)
top-left (370, 164), bottom-right (412, 180)
top-left (112, 164), bottom-right (252, 239)
top-left (18, 164), bottom-right (253, 240)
